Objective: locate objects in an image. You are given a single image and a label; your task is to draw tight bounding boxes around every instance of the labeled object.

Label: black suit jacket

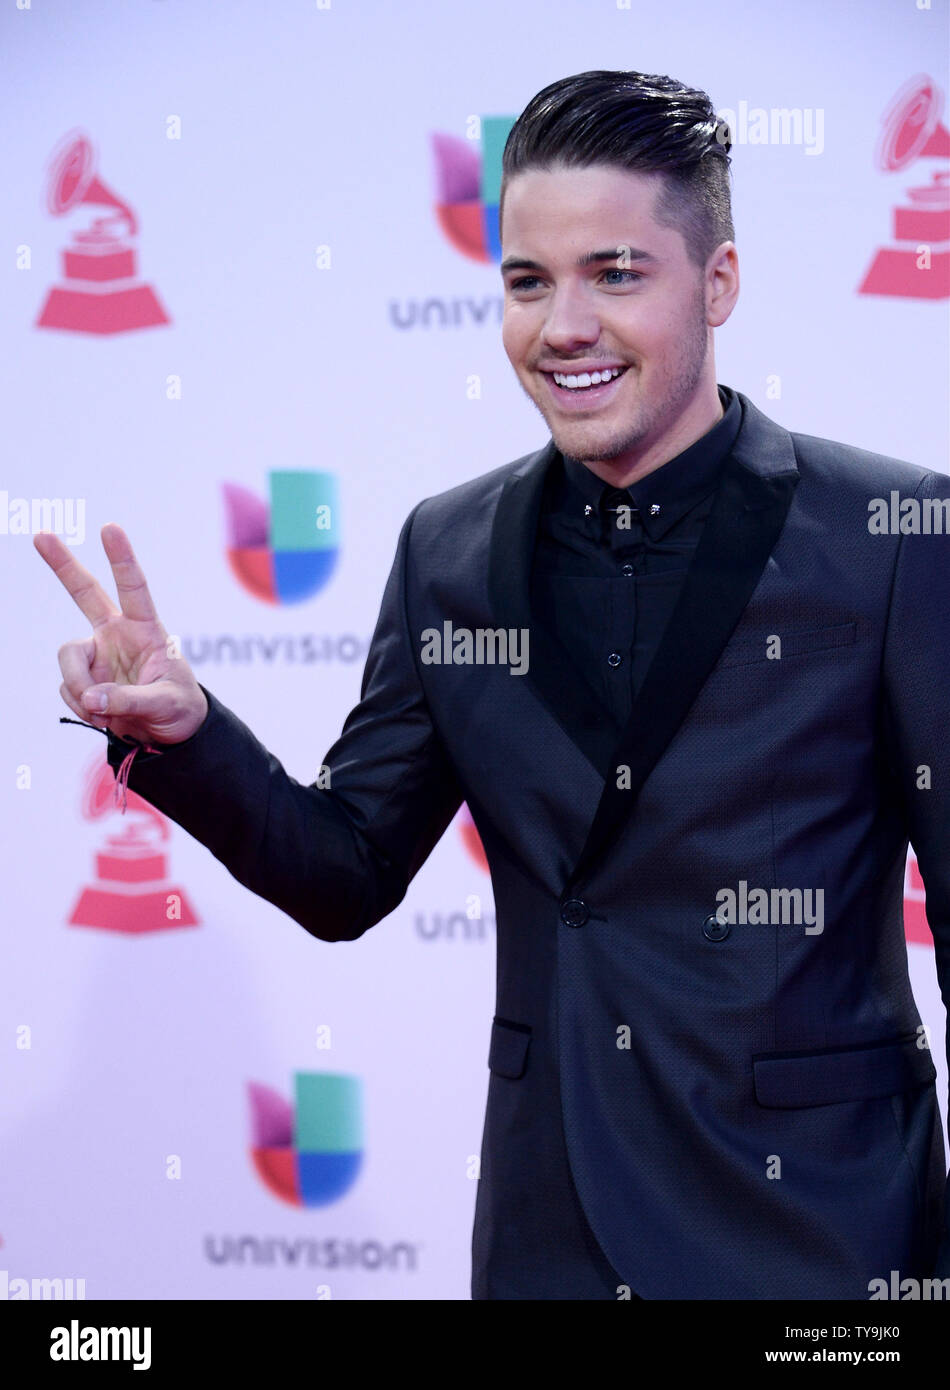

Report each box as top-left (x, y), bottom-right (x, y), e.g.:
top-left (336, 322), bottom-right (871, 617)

top-left (107, 390), bottom-right (950, 1298)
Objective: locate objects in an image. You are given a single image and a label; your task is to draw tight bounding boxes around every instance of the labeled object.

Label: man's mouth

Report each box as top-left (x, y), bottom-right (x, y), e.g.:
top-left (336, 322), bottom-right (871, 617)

top-left (540, 364), bottom-right (630, 407)
top-left (550, 366), bottom-right (626, 390)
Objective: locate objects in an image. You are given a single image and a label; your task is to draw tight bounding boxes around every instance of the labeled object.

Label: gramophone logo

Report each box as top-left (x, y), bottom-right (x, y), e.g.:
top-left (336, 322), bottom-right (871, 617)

top-left (904, 848), bottom-right (933, 947)
top-left (68, 753), bottom-right (199, 935)
top-left (36, 129), bottom-right (170, 335)
top-left (222, 471), bottom-right (340, 605)
top-left (430, 116), bottom-right (516, 264)
top-left (859, 75), bottom-right (950, 301)
top-left (458, 802), bottom-right (488, 871)
top-left (248, 1073), bottom-right (364, 1207)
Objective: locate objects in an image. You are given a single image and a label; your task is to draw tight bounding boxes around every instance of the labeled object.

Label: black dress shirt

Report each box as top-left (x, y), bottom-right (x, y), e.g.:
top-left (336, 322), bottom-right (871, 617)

top-left (530, 384), bottom-right (742, 731)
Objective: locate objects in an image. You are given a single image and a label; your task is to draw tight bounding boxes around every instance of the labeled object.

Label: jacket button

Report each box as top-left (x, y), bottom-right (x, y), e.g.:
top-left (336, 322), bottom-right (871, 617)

top-left (702, 913), bottom-right (731, 942)
top-left (561, 898), bottom-right (590, 928)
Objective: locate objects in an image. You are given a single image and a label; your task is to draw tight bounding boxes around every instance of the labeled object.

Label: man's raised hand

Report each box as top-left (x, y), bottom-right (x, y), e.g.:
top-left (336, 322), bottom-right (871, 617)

top-left (34, 522), bottom-right (209, 746)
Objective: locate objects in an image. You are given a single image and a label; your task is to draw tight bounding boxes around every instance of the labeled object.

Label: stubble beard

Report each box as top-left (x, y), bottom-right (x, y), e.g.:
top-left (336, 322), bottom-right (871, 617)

top-left (535, 288), bottom-right (711, 466)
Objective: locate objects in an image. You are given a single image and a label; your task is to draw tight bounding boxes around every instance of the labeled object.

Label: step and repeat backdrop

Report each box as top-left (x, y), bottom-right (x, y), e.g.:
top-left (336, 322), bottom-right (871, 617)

top-left (1, 0), bottom-right (948, 1300)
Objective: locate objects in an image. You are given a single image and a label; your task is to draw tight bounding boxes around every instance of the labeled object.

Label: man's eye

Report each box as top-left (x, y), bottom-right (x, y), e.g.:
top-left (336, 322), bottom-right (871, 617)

top-left (507, 270), bottom-right (643, 291)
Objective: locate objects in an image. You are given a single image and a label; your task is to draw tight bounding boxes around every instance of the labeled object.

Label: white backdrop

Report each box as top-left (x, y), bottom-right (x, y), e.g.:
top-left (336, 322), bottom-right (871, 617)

top-left (1, 0), bottom-right (947, 1300)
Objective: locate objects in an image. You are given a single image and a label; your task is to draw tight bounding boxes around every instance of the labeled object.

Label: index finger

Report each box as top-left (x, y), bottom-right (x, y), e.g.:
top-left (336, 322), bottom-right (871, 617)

top-left (100, 522), bottom-right (160, 623)
top-left (34, 529), bottom-right (120, 628)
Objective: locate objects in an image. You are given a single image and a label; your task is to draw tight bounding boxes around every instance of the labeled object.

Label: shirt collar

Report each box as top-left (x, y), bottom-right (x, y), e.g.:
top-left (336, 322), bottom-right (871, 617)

top-left (558, 384), bottom-right (742, 540)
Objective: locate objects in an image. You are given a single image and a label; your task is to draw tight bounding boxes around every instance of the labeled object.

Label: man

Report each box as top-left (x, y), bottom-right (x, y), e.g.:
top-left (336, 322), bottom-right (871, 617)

top-left (37, 70), bottom-right (949, 1300)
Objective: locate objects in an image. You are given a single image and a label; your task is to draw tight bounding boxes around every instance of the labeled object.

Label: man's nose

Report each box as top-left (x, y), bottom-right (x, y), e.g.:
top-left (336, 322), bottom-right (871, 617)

top-left (541, 284), bottom-right (601, 348)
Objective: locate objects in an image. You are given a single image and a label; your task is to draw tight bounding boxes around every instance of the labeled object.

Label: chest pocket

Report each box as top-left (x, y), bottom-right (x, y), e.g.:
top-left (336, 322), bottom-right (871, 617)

top-left (718, 621), bottom-right (857, 668)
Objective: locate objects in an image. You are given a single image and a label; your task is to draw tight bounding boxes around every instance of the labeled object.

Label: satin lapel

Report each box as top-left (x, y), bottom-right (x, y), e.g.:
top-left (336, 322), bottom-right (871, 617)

top-left (487, 440), bottom-right (625, 774)
top-left (566, 443), bottom-right (800, 893)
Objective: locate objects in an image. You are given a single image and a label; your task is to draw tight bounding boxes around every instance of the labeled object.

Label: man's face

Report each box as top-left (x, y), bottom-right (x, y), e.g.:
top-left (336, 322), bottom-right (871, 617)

top-left (500, 163), bottom-right (731, 470)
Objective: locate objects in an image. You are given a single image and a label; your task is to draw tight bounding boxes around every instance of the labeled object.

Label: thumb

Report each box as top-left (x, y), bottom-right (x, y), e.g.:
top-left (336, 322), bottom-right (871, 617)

top-left (81, 683), bottom-right (166, 717)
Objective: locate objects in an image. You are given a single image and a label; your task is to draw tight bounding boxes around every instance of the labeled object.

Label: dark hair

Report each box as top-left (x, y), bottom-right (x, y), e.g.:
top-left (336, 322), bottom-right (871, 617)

top-left (500, 70), bottom-right (734, 268)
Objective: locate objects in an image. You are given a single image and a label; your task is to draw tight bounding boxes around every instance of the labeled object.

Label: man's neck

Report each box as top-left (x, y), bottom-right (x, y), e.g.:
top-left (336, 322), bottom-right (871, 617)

top-left (580, 386), bottom-right (725, 491)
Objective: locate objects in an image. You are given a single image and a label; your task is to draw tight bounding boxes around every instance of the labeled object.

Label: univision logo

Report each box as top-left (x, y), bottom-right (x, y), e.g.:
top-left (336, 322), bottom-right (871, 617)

top-left (222, 471), bottom-right (339, 605)
top-left (248, 1073), bottom-right (363, 1207)
top-left (430, 116), bottom-right (515, 264)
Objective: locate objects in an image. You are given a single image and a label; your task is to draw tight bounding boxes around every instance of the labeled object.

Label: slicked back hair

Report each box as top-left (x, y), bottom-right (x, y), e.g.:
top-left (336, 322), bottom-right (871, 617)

top-left (499, 70), bottom-right (734, 270)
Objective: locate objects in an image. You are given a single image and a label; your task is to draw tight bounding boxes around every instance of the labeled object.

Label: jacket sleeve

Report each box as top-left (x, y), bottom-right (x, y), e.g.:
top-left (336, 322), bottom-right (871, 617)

top-left (880, 467), bottom-right (950, 1275)
top-left (103, 500), bottom-right (464, 941)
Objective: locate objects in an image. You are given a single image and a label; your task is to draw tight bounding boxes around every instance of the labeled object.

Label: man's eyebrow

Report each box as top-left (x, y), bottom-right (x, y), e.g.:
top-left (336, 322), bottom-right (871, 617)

top-left (500, 247), bottom-right (660, 274)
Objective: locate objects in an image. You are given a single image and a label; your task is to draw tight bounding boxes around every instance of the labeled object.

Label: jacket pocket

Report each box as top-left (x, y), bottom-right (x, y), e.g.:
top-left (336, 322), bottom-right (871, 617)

top-left (752, 1032), bottom-right (936, 1108)
top-left (488, 1016), bottom-right (531, 1079)
top-left (718, 621), bottom-right (857, 668)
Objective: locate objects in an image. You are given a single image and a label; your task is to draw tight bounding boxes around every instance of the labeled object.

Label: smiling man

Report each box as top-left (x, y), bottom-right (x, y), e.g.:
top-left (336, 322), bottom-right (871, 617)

top-left (499, 159), bottom-right (735, 490)
top-left (40, 69), bottom-right (949, 1301)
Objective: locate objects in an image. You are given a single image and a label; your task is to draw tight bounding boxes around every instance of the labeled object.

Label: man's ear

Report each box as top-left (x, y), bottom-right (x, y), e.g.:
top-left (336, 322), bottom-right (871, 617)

top-left (707, 242), bottom-right (739, 327)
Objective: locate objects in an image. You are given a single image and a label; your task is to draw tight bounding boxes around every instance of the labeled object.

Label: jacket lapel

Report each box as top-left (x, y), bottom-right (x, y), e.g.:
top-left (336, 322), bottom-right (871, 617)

top-left (566, 397), bottom-right (800, 892)
top-left (487, 439), bottom-right (626, 773)
top-left (486, 393), bottom-right (801, 893)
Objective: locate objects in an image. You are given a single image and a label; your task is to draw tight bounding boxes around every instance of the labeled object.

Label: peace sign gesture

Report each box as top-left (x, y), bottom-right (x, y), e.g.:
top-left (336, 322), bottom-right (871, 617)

top-left (34, 522), bottom-right (208, 746)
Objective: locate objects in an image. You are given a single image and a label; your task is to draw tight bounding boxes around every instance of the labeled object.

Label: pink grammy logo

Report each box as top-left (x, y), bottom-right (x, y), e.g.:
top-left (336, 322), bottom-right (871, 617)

top-left (36, 130), bottom-right (171, 335)
top-left (458, 802), bottom-right (488, 871)
top-left (859, 75), bottom-right (950, 301)
top-left (68, 753), bottom-right (198, 935)
top-left (904, 849), bottom-right (932, 947)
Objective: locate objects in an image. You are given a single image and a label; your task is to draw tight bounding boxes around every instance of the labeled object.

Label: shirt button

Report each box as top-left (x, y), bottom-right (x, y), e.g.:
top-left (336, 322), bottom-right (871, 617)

top-left (607, 651), bottom-right (623, 667)
top-left (561, 898), bottom-right (590, 928)
top-left (702, 913), bottom-right (731, 942)
top-left (621, 563), bottom-right (635, 577)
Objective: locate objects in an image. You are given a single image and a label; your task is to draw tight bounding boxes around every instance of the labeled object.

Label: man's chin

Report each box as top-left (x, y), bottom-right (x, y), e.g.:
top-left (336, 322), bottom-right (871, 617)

top-left (550, 425), bottom-right (643, 465)
top-left (528, 390), bottom-right (645, 462)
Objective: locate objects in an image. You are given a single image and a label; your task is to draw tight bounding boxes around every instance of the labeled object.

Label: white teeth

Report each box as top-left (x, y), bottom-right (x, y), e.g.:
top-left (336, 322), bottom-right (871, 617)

top-left (552, 367), bottom-right (624, 389)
